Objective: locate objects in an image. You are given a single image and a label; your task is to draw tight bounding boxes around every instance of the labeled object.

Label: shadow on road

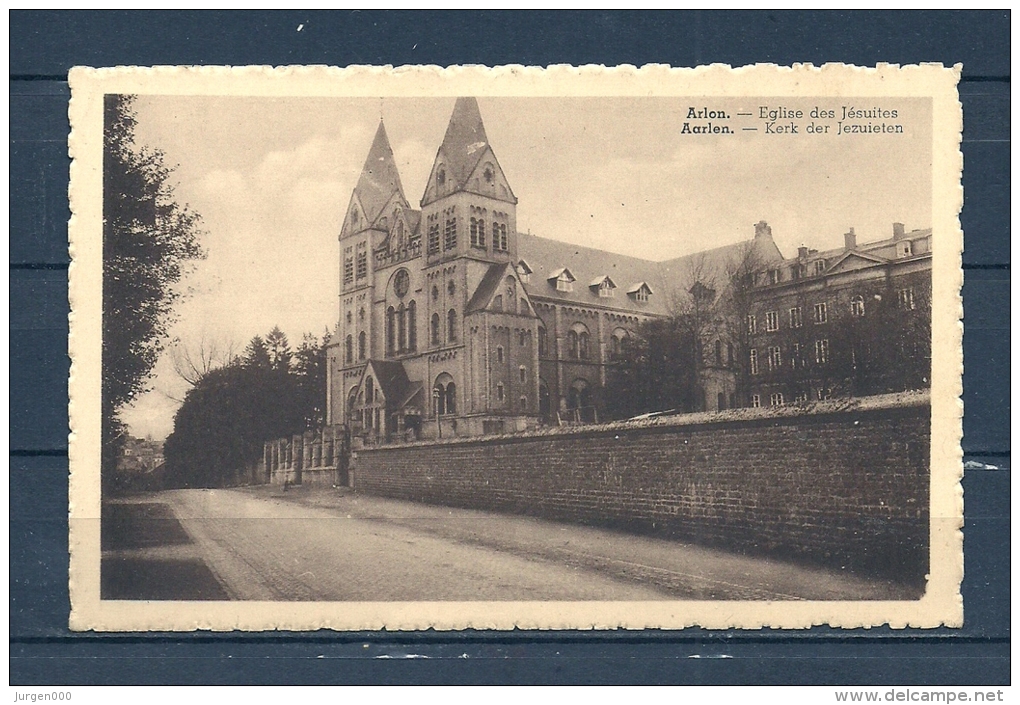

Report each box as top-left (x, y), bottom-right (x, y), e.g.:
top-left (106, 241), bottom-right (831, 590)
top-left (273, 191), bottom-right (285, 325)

top-left (101, 501), bottom-right (228, 600)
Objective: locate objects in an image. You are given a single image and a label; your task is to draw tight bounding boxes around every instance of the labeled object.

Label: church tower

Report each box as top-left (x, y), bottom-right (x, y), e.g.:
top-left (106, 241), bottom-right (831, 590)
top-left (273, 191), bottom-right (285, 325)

top-left (420, 97), bottom-right (518, 266)
top-left (329, 120), bottom-right (410, 426)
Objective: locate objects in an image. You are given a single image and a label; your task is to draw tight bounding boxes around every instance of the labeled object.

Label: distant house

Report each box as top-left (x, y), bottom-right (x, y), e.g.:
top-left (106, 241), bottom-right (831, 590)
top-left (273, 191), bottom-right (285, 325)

top-left (118, 437), bottom-right (164, 474)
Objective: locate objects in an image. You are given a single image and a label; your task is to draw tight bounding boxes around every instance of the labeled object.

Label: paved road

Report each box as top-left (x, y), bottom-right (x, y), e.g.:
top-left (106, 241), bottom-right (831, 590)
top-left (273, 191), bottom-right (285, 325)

top-left (156, 488), bottom-right (672, 601)
top-left (109, 487), bottom-right (918, 602)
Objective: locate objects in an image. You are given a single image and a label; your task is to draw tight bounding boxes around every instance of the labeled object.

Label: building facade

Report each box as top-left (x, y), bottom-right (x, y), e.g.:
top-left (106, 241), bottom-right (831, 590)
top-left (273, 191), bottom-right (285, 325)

top-left (325, 97), bottom-right (931, 443)
top-left (325, 98), bottom-right (773, 441)
top-left (742, 224), bottom-right (933, 408)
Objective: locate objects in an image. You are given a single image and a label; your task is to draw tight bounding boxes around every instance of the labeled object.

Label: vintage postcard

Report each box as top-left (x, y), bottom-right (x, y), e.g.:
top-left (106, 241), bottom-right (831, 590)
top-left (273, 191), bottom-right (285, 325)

top-left (68, 64), bottom-right (963, 631)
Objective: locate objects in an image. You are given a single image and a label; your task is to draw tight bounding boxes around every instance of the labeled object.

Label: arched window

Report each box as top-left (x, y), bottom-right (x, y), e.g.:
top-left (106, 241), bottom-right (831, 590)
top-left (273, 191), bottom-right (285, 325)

top-left (495, 382), bottom-right (505, 402)
top-left (431, 313), bottom-right (441, 346)
top-left (431, 285), bottom-right (439, 301)
top-left (345, 335), bottom-right (353, 364)
top-left (519, 365), bottom-right (527, 383)
top-left (365, 377), bottom-right (374, 404)
top-left (612, 328), bottom-right (628, 360)
top-left (496, 345), bottom-right (504, 364)
top-left (568, 323), bottom-right (590, 360)
top-left (538, 327), bottom-right (548, 356)
top-left (470, 217), bottom-right (486, 249)
top-left (434, 373), bottom-right (454, 416)
top-left (386, 307), bottom-right (395, 356)
top-left (346, 387), bottom-right (358, 417)
top-left (407, 301), bottom-right (417, 351)
top-left (850, 294), bottom-right (866, 317)
top-left (727, 342), bottom-right (734, 366)
top-left (397, 303), bottom-right (406, 351)
top-left (445, 382), bottom-right (457, 415)
top-left (568, 379), bottom-right (591, 410)
top-left (447, 309), bottom-right (457, 342)
top-left (358, 332), bottom-right (366, 360)
top-left (715, 340), bottom-right (723, 366)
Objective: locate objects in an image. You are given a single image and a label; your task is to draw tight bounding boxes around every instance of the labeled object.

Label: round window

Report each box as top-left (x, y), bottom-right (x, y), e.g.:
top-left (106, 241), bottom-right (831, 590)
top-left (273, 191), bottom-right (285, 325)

top-left (394, 269), bottom-right (410, 298)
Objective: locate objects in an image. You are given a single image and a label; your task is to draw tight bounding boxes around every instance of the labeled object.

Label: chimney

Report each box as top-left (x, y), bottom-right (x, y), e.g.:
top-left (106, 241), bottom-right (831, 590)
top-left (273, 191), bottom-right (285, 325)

top-left (893, 222), bottom-right (906, 240)
top-left (844, 227), bottom-right (857, 250)
top-left (754, 220), bottom-right (772, 239)
top-left (798, 246), bottom-right (809, 259)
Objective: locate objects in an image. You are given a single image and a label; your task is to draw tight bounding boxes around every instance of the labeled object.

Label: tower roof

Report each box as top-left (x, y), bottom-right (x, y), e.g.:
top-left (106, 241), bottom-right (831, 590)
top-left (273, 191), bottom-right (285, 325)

top-left (354, 120), bottom-right (406, 224)
top-left (439, 97), bottom-right (490, 188)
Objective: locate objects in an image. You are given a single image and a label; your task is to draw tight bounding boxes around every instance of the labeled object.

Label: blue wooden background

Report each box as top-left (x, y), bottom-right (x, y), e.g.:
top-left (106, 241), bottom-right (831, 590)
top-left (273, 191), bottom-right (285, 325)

top-left (9, 10), bottom-right (1010, 685)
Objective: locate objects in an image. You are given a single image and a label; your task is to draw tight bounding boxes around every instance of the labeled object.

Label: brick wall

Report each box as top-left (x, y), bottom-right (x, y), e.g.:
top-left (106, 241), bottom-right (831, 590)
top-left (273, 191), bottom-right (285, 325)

top-left (354, 392), bottom-right (930, 581)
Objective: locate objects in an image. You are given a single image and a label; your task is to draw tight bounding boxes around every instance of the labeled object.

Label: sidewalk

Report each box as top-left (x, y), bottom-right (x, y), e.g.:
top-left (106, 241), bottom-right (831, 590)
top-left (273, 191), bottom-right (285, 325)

top-left (243, 484), bottom-right (921, 601)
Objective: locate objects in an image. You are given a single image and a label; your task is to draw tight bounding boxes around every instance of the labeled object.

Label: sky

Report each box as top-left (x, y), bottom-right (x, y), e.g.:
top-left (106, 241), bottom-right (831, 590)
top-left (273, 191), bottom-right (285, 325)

top-left (123, 95), bottom-right (932, 439)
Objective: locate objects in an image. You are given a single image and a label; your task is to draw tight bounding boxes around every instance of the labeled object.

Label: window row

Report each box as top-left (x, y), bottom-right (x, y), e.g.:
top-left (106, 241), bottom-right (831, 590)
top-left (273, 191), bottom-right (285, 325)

top-left (750, 388), bottom-right (832, 408)
top-left (385, 302), bottom-right (417, 356)
top-left (430, 309), bottom-right (459, 345)
top-left (749, 339), bottom-right (829, 374)
top-left (749, 303), bottom-right (829, 334)
top-left (342, 250), bottom-right (369, 285)
top-left (749, 292), bottom-right (920, 335)
top-left (344, 332), bottom-right (368, 364)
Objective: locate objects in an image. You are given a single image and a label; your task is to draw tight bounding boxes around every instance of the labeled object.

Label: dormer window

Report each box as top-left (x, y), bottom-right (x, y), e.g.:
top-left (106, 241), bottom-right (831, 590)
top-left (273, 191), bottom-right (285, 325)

top-left (627, 282), bottom-right (653, 302)
top-left (549, 268), bottom-right (575, 292)
top-left (900, 241), bottom-right (913, 257)
top-left (517, 259), bottom-right (533, 283)
top-left (590, 275), bottom-right (617, 298)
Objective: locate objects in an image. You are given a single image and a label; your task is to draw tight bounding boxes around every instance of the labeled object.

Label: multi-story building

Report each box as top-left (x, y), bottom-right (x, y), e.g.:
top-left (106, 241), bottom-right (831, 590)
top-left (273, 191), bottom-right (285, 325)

top-left (742, 224), bottom-right (933, 408)
top-left (325, 97), bottom-right (780, 442)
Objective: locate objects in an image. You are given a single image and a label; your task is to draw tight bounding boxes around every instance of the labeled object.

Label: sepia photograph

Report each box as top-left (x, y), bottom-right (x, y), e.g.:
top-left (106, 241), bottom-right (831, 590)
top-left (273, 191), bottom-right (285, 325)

top-left (67, 65), bottom-right (963, 630)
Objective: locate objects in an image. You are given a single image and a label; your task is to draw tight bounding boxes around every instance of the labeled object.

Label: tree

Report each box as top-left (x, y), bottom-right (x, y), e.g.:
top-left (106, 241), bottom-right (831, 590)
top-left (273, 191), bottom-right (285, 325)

top-left (102, 94), bottom-right (205, 490)
top-left (293, 332), bottom-right (328, 428)
top-left (722, 241), bottom-right (770, 406)
top-left (169, 335), bottom-right (238, 389)
top-left (265, 325), bottom-right (292, 371)
top-left (162, 327), bottom-right (328, 488)
top-left (604, 317), bottom-right (697, 420)
top-left (162, 363), bottom-right (303, 488)
top-left (242, 335), bottom-right (271, 369)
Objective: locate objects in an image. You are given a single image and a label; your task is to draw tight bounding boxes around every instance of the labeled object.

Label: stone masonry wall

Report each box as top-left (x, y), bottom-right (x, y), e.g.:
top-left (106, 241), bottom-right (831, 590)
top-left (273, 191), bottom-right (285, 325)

top-left (354, 392), bottom-right (930, 580)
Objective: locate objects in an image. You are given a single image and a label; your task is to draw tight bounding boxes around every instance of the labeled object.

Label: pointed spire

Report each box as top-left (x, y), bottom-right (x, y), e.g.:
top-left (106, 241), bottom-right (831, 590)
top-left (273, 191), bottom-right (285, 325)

top-left (439, 97), bottom-right (490, 188)
top-left (353, 120), bottom-right (406, 225)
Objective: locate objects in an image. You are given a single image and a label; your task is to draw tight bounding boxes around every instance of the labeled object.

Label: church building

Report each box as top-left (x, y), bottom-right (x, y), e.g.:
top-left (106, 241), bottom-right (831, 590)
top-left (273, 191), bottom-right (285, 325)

top-left (326, 98), bottom-right (781, 442)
